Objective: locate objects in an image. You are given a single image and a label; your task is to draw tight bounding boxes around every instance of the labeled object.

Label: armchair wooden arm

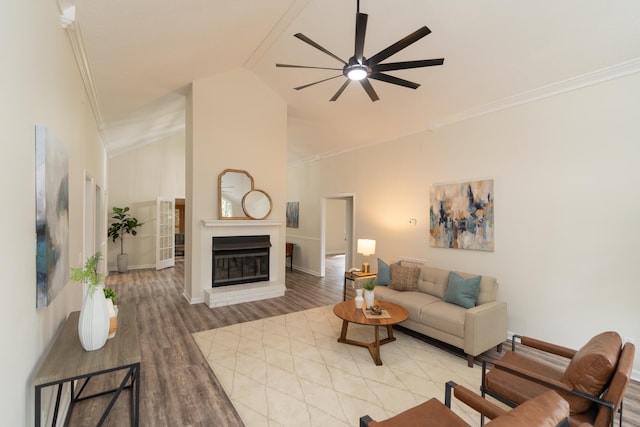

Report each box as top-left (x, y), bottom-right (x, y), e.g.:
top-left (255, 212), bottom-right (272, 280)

top-left (447, 381), bottom-right (508, 420)
top-left (513, 334), bottom-right (577, 359)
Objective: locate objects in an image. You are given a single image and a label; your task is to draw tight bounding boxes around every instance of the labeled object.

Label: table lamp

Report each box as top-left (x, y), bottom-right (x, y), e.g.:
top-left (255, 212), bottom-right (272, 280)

top-left (357, 239), bottom-right (376, 273)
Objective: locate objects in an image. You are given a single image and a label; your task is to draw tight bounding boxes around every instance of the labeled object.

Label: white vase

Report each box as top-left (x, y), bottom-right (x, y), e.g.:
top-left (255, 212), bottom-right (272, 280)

top-left (364, 289), bottom-right (375, 309)
top-left (78, 284), bottom-right (110, 351)
top-left (354, 289), bottom-right (364, 310)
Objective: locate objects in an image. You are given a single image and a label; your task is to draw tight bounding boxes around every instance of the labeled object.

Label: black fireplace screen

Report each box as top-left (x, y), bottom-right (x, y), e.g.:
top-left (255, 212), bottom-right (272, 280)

top-left (212, 235), bottom-right (270, 287)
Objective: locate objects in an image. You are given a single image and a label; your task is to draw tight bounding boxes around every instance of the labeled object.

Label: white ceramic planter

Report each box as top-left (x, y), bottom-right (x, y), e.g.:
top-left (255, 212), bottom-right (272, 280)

top-left (364, 289), bottom-right (375, 309)
top-left (117, 254), bottom-right (128, 272)
top-left (355, 289), bottom-right (364, 309)
top-left (78, 284), bottom-right (110, 351)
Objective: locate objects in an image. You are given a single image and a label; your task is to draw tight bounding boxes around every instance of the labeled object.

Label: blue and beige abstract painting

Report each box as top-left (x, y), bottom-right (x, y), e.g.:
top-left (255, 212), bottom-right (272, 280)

top-left (430, 179), bottom-right (494, 251)
top-left (35, 126), bottom-right (69, 309)
top-left (286, 202), bottom-right (299, 228)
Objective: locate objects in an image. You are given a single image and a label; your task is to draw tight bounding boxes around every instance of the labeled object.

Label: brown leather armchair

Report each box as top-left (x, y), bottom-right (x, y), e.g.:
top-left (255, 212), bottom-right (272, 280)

top-left (360, 381), bottom-right (571, 426)
top-left (481, 331), bottom-right (635, 427)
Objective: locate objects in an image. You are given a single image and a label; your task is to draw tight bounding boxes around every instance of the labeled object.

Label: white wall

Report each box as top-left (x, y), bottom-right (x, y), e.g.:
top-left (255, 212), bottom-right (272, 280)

top-left (0, 1), bottom-right (105, 424)
top-left (287, 72), bottom-right (640, 377)
top-left (186, 68), bottom-right (287, 301)
top-left (107, 131), bottom-right (185, 270)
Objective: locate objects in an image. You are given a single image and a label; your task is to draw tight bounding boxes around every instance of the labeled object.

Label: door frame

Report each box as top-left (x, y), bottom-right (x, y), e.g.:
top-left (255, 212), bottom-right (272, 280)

top-left (320, 193), bottom-right (355, 277)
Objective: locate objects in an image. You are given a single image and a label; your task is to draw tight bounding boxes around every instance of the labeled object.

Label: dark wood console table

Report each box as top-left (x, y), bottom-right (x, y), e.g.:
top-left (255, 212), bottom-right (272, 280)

top-left (34, 305), bottom-right (141, 426)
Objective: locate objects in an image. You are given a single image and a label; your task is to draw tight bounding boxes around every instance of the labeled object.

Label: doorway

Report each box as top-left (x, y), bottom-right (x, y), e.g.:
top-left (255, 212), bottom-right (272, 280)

top-left (320, 194), bottom-right (355, 277)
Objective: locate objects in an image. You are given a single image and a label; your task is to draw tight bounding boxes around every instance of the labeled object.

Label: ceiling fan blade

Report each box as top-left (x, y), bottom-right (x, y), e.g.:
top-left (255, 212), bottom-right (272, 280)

top-left (367, 26), bottom-right (432, 65)
top-left (369, 72), bottom-right (420, 89)
top-left (276, 63), bottom-right (343, 71)
top-left (330, 80), bottom-right (351, 102)
top-left (294, 75), bottom-right (343, 90)
top-left (360, 79), bottom-right (380, 102)
top-left (294, 33), bottom-right (348, 65)
top-left (374, 58), bottom-right (444, 72)
top-left (354, 13), bottom-right (368, 62)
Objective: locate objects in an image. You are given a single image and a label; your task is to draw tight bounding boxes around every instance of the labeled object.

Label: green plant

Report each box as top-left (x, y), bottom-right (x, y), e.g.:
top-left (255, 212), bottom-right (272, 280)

top-left (70, 251), bottom-right (104, 297)
top-left (107, 206), bottom-right (144, 255)
top-left (103, 287), bottom-right (117, 305)
top-left (362, 278), bottom-right (376, 291)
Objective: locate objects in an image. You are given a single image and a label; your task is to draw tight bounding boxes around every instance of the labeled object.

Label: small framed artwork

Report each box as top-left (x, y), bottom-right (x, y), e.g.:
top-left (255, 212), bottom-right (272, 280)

top-left (286, 202), bottom-right (299, 228)
top-left (429, 179), bottom-right (494, 251)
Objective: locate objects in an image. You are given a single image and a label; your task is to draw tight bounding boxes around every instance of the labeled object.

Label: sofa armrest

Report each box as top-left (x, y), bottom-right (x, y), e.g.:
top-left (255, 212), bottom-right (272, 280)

top-left (464, 301), bottom-right (507, 357)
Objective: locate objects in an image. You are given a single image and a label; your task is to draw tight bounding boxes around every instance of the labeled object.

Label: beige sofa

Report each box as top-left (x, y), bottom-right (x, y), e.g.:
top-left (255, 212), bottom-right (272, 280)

top-left (361, 263), bottom-right (507, 367)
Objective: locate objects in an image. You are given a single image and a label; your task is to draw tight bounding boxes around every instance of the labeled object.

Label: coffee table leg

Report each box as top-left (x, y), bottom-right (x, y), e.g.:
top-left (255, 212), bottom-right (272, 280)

top-left (338, 320), bottom-right (349, 342)
top-left (363, 325), bottom-right (380, 366)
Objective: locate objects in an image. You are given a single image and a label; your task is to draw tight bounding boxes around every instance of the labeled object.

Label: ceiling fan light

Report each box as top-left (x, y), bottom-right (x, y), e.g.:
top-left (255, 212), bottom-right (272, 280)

top-left (347, 67), bottom-right (368, 80)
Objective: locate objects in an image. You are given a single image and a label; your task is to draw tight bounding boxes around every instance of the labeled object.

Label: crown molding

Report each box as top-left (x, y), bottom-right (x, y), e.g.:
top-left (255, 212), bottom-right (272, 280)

top-left (62, 18), bottom-right (105, 132)
top-left (288, 58), bottom-right (640, 167)
top-left (436, 57), bottom-right (640, 128)
top-left (244, 0), bottom-right (311, 68)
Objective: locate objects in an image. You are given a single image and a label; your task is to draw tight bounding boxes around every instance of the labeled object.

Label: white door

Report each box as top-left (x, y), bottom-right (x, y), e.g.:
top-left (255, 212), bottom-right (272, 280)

top-left (156, 197), bottom-right (175, 270)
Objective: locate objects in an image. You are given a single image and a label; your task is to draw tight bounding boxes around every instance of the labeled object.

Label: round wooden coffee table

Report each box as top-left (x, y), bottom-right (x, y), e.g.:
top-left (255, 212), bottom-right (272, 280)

top-left (333, 300), bottom-right (409, 366)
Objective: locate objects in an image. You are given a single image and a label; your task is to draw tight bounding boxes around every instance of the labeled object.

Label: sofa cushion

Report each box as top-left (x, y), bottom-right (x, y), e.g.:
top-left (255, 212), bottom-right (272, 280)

top-left (389, 264), bottom-right (420, 291)
top-left (444, 272), bottom-right (481, 308)
top-left (375, 258), bottom-right (400, 286)
top-left (453, 271), bottom-right (498, 305)
top-left (417, 266), bottom-right (451, 298)
top-left (560, 331), bottom-right (622, 413)
top-left (420, 301), bottom-right (466, 338)
top-left (375, 287), bottom-right (440, 321)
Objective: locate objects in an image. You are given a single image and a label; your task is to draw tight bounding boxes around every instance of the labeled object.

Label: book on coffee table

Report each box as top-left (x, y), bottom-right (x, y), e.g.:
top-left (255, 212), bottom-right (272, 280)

top-left (362, 308), bottom-right (391, 319)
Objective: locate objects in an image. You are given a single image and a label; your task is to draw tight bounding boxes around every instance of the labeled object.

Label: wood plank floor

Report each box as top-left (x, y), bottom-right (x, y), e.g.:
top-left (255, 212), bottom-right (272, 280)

top-left (66, 255), bottom-right (639, 426)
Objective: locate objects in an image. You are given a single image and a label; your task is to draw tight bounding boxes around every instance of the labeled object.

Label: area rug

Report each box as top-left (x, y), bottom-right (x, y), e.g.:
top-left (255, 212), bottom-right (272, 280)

top-left (192, 305), bottom-right (483, 427)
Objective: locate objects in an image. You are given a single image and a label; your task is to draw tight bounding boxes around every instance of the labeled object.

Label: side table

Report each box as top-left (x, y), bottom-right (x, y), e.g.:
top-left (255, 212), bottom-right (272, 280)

top-left (343, 271), bottom-right (377, 301)
top-left (34, 305), bottom-right (141, 426)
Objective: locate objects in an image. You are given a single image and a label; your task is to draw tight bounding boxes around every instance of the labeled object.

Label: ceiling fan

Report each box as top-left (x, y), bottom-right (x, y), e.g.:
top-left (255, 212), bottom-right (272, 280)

top-left (276, 0), bottom-right (444, 102)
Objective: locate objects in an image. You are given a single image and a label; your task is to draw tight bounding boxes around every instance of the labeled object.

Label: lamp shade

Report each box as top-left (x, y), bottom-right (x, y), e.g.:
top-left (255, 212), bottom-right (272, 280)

top-left (357, 239), bottom-right (376, 256)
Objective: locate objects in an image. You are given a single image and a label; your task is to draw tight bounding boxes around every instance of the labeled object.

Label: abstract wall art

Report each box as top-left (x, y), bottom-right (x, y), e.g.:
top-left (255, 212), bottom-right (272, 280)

top-left (430, 179), bottom-right (494, 251)
top-left (35, 125), bottom-right (70, 309)
top-left (286, 202), bottom-right (299, 228)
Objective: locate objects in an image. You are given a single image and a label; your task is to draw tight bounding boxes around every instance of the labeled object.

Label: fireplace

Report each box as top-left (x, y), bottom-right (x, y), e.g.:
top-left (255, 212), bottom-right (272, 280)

top-left (200, 219), bottom-right (285, 308)
top-left (212, 235), bottom-right (271, 287)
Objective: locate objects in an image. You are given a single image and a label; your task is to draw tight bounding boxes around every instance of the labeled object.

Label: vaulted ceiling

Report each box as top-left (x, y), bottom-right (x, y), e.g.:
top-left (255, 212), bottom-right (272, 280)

top-left (68, 0), bottom-right (640, 165)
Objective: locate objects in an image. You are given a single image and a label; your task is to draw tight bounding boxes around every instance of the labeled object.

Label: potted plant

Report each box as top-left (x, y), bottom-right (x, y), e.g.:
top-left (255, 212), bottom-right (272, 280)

top-left (103, 287), bottom-right (118, 338)
top-left (362, 278), bottom-right (376, 309)
top-left (70, 251), bottom-right (110, 351)
top-left (107, 206), bottom-right (144, 273)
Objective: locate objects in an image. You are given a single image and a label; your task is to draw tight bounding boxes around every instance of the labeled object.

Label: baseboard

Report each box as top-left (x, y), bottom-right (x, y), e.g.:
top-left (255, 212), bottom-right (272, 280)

top-left (107, 263), bottom-right (155, 273)
top-left (184, 290), bottom-right (203, 305)
top-left (289, 265), bottom-right (319, 276)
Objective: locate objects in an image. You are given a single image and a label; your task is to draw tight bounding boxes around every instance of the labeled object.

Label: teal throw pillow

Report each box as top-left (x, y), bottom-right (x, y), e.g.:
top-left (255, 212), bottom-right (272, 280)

top-left (444, 272), bottom-right (482, 309)
top-left (375, 259), bottom-right (399, 285)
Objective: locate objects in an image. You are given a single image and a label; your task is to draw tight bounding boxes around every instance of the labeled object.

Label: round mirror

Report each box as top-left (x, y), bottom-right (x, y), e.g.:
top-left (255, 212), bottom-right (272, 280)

top-left (218, 169), bottom-right (253, 219)
top-left (242, 189), bottom-right (272, 220)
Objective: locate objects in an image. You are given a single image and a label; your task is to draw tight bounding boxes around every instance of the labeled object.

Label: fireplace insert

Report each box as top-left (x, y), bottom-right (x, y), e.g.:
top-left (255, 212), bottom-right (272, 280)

top-left (212, 235), bottom-right (270, 287)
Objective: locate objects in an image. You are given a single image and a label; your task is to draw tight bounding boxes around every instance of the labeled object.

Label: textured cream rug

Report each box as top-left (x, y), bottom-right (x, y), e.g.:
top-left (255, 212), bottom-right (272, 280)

top-left (193, 305), bottom-right (483, 426)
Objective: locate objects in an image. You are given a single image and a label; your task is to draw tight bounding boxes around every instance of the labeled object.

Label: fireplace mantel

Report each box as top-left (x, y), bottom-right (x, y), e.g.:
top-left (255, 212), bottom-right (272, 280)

top-left (199, 219), bottom-right (285, 307)
top-left (201, 219), bottom-right (282, 228)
